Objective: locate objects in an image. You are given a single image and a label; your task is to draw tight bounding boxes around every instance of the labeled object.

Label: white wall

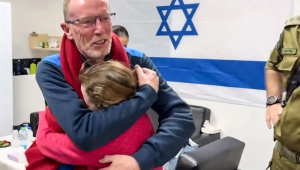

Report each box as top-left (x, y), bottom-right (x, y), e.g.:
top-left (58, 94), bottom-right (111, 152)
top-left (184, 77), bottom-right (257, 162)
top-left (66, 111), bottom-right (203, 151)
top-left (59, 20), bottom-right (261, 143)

top-left (0, 0), bottom-right (63, 59)
top-left (294, 0), bottom-right (300, 15)
top-left (0, 0), bottom-right (63, 125)
top-left (13, 75), bottom-right (45, 125)
top-left (0, 1), bottom-right (13, 137)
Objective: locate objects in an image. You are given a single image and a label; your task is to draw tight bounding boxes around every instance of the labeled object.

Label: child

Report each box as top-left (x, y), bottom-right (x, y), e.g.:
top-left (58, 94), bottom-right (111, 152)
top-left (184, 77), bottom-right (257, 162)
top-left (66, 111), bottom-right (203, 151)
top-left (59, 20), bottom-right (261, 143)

top-left (79, 60), bottom-right (138, 111)
top-left (28, 61), bottom-right (162, 170)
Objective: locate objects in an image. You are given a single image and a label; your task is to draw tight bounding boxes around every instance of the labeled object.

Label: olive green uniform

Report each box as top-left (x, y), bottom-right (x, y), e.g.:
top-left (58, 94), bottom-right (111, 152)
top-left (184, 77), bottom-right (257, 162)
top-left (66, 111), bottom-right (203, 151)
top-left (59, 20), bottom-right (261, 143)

top-left (266, 16), bottom-right (300, 170)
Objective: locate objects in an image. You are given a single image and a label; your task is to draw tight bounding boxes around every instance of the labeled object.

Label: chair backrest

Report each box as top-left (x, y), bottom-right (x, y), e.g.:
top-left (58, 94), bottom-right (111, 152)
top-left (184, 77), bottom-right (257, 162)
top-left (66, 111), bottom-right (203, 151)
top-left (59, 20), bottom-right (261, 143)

top-left (30, 111), bottom-right (41, 137)
top-left (147, 105), bottom-right (211, 139)
top-left (175, 136), bottom-right (245, 170)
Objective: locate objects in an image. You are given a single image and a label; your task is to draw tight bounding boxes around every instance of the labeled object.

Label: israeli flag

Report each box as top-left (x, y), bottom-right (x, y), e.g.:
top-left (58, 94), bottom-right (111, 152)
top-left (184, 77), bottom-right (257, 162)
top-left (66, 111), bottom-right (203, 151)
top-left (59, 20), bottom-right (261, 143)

top-left (110, 0), bottom-right (294, 107)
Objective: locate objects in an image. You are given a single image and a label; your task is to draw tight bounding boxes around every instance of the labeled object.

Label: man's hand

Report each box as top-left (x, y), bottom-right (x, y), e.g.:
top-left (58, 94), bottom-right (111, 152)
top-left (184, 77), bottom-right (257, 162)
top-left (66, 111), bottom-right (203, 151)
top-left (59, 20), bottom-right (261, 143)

top-left (135, 65), bottom-right (159, 92)
top-left (265, 103), bottom-right (282, 129)
top-left (98, 155), bottom-right (140, 170)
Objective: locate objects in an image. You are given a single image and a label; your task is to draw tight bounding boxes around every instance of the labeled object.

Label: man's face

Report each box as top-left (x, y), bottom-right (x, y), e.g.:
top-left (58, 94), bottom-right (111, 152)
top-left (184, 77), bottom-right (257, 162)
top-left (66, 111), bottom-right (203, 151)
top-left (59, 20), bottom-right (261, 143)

top-left (118, 36), bottom-right (129, 47)
top-left (62, 0), bottom-right (112, 61)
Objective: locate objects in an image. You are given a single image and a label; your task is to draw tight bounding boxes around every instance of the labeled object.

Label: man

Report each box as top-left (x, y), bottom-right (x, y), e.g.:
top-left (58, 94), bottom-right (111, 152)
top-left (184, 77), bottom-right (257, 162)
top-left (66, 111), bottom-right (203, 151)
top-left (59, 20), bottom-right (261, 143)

top-left (35, 0), bottom-right (195, 170)
top-left (265, 15), bottom-right (300, 169)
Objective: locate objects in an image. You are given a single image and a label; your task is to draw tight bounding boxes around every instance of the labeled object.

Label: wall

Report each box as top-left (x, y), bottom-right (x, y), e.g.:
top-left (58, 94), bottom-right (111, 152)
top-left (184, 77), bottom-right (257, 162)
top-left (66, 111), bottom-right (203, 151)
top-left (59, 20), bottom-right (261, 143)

top-left (294, 0), bottom-right (300, 16)
top-left (0, 0), bottom-right (64, 125)
top-left (2, 0), bottom-right (296, 169)
top-left (0, 1), bottom-right (13, 137)
top-left (0, 0), bottom-right (63, 59)
top-left (13, 75), bottom-right (45, 125)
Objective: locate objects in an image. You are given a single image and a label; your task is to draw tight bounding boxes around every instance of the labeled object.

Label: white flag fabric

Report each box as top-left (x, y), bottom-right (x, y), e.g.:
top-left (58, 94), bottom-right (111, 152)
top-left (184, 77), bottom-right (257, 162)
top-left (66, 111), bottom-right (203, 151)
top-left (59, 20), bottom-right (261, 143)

top-left (110, 0), bottom-right (294, 107)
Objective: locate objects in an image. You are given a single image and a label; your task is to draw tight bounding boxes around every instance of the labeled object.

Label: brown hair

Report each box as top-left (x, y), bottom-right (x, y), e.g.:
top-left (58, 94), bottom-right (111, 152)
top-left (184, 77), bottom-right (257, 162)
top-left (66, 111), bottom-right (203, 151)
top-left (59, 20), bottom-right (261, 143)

top-left (79, 60), bottom-right (138, 109)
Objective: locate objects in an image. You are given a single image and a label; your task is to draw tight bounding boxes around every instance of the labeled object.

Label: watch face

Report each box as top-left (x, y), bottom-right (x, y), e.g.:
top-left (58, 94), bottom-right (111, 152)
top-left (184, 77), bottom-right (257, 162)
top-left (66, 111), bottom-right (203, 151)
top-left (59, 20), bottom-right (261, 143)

top-left (267, 96), bottom-right (277, 104)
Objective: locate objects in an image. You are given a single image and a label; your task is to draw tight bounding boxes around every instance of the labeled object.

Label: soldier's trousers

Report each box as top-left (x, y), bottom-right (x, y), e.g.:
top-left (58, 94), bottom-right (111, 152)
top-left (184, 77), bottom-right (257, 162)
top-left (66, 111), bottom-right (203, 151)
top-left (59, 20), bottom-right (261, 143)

top-left (268, 148), bottom-right (300, 170)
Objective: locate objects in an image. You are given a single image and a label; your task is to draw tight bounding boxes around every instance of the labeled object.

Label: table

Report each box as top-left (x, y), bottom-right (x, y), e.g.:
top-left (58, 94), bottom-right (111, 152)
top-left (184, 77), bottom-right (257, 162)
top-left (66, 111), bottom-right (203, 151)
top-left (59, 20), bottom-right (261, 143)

top-left (0, 135), bottom-right (30, 170)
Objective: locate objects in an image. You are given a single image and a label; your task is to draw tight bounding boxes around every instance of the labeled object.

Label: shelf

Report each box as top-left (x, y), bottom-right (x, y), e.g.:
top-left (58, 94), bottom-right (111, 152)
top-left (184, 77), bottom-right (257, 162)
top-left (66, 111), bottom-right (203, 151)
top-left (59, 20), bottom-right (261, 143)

top-left (29, 33), bottom-right (62, 52)
top-left (30, 47), bottom-right (60, 51)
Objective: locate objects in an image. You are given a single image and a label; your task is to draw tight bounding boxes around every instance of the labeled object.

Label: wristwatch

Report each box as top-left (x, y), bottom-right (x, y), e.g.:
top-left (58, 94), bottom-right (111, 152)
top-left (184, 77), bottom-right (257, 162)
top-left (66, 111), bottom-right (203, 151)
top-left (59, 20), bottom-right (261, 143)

top-left (266, 96), bottom-right (281, 106)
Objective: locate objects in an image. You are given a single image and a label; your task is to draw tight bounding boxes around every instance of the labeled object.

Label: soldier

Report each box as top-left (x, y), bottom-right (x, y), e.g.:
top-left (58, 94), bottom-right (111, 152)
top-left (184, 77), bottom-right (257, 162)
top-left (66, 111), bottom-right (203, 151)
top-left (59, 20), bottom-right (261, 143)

top-left (265, 15), bottom-right (300, 169)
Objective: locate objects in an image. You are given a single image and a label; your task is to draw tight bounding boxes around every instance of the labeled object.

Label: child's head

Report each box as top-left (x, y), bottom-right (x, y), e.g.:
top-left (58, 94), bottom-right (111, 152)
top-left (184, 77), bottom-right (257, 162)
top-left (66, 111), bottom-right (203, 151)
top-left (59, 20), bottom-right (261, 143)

top-left (79, 60), bottom-right (138, 111)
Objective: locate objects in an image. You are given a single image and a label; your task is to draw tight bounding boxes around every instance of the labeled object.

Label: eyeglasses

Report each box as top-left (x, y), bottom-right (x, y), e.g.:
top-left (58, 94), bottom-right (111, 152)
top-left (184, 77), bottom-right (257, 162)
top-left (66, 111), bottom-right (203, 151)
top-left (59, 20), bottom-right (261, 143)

top-left (66, 13), bottom-right (116, 28)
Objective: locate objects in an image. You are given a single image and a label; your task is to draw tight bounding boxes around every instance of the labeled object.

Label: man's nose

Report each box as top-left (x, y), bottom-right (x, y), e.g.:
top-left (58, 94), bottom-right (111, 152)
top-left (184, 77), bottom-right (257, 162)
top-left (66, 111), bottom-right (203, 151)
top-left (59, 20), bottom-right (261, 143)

top-left (94, 18), bottom-right (105, 34)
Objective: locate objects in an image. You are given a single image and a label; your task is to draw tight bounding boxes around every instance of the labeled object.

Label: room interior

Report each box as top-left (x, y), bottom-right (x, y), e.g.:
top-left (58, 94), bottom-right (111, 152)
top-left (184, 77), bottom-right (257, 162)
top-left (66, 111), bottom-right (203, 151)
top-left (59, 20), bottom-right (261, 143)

top-left (3, 0), bottom-right (298, 169)
top-left (0, 1), bottom-right (245, 169)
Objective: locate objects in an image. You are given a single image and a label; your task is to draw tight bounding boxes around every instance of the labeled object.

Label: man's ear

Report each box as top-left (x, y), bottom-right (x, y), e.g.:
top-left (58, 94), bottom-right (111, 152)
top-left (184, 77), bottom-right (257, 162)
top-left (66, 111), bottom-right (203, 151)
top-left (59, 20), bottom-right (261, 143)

top-left (61, 23), bottom-right (73, 40)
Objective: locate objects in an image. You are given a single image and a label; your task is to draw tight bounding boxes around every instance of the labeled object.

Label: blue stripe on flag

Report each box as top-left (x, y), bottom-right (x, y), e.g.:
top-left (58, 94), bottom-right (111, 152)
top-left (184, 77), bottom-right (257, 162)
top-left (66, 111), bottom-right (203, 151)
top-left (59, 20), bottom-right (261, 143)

top-left (150, 57), bottom-right (266, 90)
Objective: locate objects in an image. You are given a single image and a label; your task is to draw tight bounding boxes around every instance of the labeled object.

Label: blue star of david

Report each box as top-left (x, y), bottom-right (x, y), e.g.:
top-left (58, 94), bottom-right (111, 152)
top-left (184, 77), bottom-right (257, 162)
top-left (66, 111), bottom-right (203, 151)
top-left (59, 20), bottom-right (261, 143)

top-left (156, 0), bottom-right (199, 49)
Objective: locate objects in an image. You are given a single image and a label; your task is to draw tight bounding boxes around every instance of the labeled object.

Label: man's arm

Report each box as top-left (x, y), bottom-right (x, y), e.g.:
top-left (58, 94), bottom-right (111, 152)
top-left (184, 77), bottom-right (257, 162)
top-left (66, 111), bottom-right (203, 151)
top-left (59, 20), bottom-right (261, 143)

top-left (265, 31), bottom-right (284, 128)
top-left (36, 60), bottom-right (157, 152)
top-left (132, 55), bottom-right (195, 169)
top-left (265, 69), bottom-right (283, 99)
top-left (265, 32), bottom-right (284, 99)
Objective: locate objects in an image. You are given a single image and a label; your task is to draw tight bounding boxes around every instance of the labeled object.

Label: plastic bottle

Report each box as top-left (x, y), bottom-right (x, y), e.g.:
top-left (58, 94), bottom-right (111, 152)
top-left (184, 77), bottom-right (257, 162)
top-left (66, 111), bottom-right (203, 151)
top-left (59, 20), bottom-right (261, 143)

top-left (30, 60), bottom-right (37, 74)
top-left (11, 130), bottom-right (20, 148)
top-left (19, 127), bottom-right (28, 150)
top-left (24, 124), bottom-right (30, 135)
top-left (26, 126), bottom-right (33, 148)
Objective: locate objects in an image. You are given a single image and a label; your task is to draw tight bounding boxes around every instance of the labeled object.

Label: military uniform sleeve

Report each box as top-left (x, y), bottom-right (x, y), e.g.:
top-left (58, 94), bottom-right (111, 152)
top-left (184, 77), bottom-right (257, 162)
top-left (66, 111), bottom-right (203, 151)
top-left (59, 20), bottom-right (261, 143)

top-left (36, 61), bottom-right (158, 152)
top-left (132, 55), bottom-right (195, 170)
top-left (265, 31), bottom-right (284, 72)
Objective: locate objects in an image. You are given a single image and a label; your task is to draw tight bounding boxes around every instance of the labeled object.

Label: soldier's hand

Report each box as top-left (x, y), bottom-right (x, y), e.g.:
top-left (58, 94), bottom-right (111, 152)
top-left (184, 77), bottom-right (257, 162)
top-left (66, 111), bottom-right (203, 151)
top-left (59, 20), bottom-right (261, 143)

top-left (134, 65), bottom-right (159, 92)
top-left (265, 103), bottom-right (282, 129)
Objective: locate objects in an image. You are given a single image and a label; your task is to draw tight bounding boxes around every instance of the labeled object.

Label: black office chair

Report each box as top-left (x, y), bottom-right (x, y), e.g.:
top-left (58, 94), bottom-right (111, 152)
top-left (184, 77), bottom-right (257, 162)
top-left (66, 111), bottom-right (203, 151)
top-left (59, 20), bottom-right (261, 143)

top-left (175, 136), bottom-right (245, 170)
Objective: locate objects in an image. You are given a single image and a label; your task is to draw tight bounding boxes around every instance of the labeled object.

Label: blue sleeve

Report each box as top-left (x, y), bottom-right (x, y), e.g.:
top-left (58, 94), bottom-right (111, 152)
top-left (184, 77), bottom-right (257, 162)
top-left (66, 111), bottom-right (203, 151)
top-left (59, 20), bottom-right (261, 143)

top-left (36, 61), bottom-right (158, 152)
top-left (132, 55), bottom-right (195, 170)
